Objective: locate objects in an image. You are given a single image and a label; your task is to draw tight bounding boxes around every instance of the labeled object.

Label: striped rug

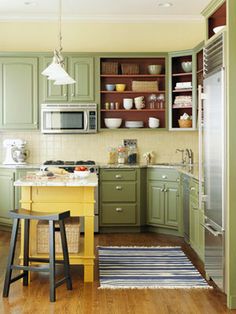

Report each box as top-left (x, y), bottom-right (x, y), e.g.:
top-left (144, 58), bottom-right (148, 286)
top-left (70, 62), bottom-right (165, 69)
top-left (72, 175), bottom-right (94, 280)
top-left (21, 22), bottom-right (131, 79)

top-left (98, 246), bottom-right (211, 289)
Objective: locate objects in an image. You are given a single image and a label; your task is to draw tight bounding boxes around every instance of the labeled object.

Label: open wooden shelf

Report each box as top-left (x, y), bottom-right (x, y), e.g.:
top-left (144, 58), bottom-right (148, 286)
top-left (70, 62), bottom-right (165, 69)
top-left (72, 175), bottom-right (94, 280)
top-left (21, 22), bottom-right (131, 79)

top-left (172, 89), bottom-right (192, 93)
top-left (172, 72), bottom-right (192, 77)
top-left (100, 56), bottom-right (167, 129)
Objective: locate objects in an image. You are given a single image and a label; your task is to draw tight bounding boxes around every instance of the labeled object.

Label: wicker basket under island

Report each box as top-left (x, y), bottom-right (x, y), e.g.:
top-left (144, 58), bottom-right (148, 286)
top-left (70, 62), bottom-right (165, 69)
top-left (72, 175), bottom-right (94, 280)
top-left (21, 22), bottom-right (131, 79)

top-left (37, 217), bottom-right (80, 254)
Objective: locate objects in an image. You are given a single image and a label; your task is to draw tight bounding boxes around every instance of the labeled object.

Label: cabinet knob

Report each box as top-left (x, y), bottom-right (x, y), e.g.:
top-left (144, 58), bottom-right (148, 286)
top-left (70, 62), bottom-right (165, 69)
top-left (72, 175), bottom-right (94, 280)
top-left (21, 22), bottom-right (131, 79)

top-left (162, 175), bottom-right (167, 179)
top-left (115, 174), bottom-right (122, 179)
top-left (71, 93), bottom-right (75, 97)
top-left (116, 186), bottom-right (122, 190)
top-left (161, 188), bottom-right (165, 192)
top-left (176, 178), bottom-right (180, 182)
top-left (190, 187), bottom-right (195, 191)
top-left (164, 188), bottom-right (168, 192)
top-left (63, 93), bottom-right (67, 97)
top-left (115, 207), bottom-right (123, 212)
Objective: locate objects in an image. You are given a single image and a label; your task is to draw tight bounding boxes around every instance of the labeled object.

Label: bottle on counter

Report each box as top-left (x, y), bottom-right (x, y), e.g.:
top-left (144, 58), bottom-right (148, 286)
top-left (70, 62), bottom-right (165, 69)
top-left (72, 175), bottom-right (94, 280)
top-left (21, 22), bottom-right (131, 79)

top-left (117, 145), bottom-right (126, 164)
top-left (127, 145), bottom-right (138, 164)
top-left (108, 147), bottom-right (117, 164)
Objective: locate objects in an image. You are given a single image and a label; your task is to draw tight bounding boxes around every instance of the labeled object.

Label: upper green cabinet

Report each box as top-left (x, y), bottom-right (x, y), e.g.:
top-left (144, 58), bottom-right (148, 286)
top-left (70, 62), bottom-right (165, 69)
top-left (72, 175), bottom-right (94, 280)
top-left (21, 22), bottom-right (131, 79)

top-left (0, 57), bottom-right (38, 129)
top-left (40, 56), bottom-right (95, 103)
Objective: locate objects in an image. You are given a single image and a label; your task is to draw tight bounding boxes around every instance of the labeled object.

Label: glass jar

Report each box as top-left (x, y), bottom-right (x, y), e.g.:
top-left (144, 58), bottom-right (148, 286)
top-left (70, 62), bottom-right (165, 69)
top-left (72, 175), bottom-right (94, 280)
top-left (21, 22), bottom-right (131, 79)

top-left (108, 147), bottom-right (117, 164)
top-left (127, 145), bottom-right (138, 164)
top-left (117, 145), bottom-right (126, 164)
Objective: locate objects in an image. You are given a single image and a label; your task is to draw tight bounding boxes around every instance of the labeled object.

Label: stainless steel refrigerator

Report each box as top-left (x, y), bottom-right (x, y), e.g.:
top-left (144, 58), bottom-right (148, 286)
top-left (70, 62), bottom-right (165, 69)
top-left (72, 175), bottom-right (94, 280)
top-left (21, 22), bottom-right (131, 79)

top-left (199, 32), bottom-right (226, 291)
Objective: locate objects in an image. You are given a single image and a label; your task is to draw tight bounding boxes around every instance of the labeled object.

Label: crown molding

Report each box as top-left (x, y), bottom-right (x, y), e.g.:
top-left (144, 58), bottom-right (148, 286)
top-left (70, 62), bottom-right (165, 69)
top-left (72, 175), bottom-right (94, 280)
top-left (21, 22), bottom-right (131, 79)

top-left (0, 14), bottom-right (204, 23)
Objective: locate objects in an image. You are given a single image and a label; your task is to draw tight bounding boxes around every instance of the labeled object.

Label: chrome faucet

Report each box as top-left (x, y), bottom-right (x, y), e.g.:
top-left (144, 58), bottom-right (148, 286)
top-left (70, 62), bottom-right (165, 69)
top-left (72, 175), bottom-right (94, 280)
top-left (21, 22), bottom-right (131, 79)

top-left (175, 149), bottom-right (185, 164)
top-left (185, 149), bottom-right (194, 165)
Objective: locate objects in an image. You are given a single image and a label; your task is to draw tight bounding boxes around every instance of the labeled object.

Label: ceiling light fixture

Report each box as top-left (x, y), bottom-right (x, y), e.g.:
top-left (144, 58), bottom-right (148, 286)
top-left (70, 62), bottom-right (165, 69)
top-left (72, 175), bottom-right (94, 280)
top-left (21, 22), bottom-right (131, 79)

top-left (41, 0), bottom-right (76, 85)
top-left (158, 2), bottom-right (173, 7)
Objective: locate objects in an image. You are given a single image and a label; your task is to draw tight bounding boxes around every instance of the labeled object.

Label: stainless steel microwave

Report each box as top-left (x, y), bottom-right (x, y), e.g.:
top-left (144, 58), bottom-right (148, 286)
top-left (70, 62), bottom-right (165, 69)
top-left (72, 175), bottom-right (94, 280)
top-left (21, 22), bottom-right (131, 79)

top-left (41, 103), bottom-right (97, 134)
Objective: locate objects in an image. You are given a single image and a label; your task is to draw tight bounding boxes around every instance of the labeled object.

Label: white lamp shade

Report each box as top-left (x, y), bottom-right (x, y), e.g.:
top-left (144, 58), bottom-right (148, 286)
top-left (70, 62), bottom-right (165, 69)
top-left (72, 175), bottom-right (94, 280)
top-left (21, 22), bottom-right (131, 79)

top-left (45, 64), bottom-right (69, 81)
top-left (54, 75), bottom-right (76, 85)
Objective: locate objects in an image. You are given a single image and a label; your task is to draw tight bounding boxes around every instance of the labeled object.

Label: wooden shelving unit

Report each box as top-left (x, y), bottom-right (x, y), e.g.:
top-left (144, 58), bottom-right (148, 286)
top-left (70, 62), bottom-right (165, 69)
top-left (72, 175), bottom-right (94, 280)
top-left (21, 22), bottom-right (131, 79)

top-left (100, 57), bottom-right (166, 129)
top-left (169, 54), bottom-right (193, 129)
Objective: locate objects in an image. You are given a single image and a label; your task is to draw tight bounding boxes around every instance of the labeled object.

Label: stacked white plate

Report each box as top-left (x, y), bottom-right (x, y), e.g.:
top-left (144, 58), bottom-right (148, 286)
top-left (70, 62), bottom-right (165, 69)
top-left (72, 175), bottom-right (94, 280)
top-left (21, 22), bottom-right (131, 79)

top-left (125, 121), bottom-right (144, 128)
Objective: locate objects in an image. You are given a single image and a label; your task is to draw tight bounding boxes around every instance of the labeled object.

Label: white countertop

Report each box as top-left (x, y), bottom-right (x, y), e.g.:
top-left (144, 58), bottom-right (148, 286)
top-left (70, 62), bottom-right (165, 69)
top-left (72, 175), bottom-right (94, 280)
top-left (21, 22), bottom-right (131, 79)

top-left (14, 173), bottom-right (98, 187)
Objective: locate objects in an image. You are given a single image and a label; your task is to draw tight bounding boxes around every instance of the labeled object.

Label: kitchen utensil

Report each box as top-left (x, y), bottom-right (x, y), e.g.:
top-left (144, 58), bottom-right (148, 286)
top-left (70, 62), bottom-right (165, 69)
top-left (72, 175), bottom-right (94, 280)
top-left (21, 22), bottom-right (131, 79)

top-left (125, 121), bottom-right (143, 128)
top-left (123, 98), bottom-right (133, 110)
top-left (181, 61), bottom-right (192, 73)
top-left (115, 84), bottom-right (126, 92)
top-left (105, 84), bottom-right (115, 91)
top-left (104, 118), bottom-right (122, 129)
top-left (134, 96), bottom-right (145, 109)
top-left (148, 65), bottom-right (162, 75)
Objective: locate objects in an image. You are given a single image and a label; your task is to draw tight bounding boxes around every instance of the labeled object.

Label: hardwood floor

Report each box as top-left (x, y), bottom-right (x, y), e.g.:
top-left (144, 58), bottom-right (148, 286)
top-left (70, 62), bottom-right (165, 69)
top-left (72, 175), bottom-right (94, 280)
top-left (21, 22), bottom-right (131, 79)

top-left (0, 230), bottom-right (235, 314)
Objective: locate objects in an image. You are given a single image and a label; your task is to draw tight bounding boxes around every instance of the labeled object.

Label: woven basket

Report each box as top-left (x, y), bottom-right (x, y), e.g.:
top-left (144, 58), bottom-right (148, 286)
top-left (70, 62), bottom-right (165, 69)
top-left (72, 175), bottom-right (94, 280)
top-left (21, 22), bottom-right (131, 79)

top-left (178, 119), bottom-right (192, 128)
top-left (132, 80), bottom-right (158, 92)
top-left (101, 62), bottom-right (118, 75)
top-left (121, 63), bottom-right (139, 75)
top-left (37, 217), bottom-right (80, 254)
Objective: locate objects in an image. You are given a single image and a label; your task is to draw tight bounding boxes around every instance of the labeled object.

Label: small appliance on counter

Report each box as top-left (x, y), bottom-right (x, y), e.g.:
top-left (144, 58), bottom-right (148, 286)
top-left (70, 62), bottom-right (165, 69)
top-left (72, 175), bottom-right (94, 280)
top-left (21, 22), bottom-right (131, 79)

top-left (3, 139), bottom-right (30, 165)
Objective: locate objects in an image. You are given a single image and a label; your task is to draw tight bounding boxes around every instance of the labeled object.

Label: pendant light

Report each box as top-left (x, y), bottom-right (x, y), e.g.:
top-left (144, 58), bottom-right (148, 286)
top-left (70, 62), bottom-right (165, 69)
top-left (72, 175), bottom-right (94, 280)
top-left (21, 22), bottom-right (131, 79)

top-left (41, 0), bottom-right (76, 85)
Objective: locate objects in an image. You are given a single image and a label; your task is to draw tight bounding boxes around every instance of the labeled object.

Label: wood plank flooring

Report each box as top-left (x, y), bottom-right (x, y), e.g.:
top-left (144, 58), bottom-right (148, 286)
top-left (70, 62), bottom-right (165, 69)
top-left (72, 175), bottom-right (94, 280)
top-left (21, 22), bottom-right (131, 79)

top-left (0, 230), bottom-right (235, 314)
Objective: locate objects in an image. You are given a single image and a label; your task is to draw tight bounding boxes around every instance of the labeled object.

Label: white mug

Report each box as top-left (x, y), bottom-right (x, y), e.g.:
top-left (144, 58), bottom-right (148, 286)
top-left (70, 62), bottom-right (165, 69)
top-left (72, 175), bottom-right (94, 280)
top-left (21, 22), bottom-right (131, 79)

top-left (148, 117), bottom-right (160, 128)
top-left (134, 96), bottom-right (145, 109)
top-left (123, 98), bottom-right (133, 110)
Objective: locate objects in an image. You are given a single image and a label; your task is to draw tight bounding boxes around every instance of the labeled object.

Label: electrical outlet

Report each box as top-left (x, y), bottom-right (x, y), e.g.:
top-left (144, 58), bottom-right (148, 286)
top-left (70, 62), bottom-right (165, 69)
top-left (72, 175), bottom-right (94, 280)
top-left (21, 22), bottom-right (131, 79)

top-left (123, 139), bottom-right (137, 147)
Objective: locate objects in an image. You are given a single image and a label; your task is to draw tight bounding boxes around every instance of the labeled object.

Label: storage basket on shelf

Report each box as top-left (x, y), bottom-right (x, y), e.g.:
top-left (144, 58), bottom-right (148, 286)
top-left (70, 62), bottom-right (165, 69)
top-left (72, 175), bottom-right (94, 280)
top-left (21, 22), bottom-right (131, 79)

top-left (178, 119), bottom-right (192, 128)
top-left (121, 63), bottom-right (139, 75)
top-left (132, 80), bottom-right (158, 92)
top-left (37, 217), bottom-right (80, 254)
top-left (101, 62), bottom-right (118, 75)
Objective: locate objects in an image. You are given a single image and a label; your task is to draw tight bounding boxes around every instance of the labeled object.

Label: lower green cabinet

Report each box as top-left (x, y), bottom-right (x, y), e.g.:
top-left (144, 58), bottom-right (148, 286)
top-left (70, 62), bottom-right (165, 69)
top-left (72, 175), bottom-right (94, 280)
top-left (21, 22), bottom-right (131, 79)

top-left (0, 167), bottom-right (39, 228)
top-left (0, 169), bottom-right (14, 226)
top-left (100, 168), bottom-right (146, 229)
top-left (189, 178), bottom-right (205, 261)
top-left (147, 168), bottom-right (182, 234)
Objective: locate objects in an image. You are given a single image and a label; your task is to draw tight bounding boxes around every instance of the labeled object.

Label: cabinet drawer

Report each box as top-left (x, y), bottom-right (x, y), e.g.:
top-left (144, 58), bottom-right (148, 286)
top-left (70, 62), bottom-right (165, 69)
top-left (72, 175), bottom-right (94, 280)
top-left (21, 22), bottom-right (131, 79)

top-left (148, 168), bottom-right (179, 182)
top-left (101, 182), bottom-right (136, 202)
top-left (100, 169), bottom-right (136, 181)
top-left (101, 203), bottom-right (136, 224)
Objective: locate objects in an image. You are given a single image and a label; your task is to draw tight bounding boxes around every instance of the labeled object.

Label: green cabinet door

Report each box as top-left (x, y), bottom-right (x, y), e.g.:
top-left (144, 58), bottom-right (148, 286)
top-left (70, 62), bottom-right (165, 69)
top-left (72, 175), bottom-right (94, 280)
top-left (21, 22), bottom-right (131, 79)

top-left (0, 170), bottom-right (14, 226)
top-left (40, 57), bottom-right (68, 102)
top-left (147, 181), bottom-right (165, 225)
top-left (68, 57), bottom-right (94, 102)
top-left (0, 57), bottom-right (38, 129)
top-left (165, 182), bottom-right (179, 228)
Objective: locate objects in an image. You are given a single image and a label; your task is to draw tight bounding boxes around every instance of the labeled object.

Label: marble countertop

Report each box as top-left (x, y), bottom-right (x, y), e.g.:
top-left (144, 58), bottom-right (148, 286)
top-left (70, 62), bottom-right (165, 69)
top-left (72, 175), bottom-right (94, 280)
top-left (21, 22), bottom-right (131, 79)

top-left (0, 163), bottom-right (41, 169)
top-left (14, 173), bottom-right (98, 187)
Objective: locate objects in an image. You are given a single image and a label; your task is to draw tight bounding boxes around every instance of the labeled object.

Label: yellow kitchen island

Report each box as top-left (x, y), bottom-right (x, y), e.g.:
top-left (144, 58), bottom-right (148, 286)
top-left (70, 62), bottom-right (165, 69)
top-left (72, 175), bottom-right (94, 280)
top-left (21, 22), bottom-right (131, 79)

top-left (14, 173), bottom-right (98, 282)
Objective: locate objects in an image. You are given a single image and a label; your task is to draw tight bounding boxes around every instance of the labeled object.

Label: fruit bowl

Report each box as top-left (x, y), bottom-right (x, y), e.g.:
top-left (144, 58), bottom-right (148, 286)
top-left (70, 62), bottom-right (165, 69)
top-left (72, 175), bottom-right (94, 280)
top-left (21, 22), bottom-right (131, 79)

top-left (73, 170), bottom-right (90, 178)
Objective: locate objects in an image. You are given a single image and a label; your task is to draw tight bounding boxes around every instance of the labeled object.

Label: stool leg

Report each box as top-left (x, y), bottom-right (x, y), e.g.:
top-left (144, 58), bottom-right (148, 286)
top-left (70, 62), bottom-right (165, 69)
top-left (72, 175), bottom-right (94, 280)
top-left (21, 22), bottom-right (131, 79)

top-left (3, 218), bottom-right (20, 297)
top-left (23, 219), bottom-right (30, 286)
top-left (49, 220), bottom-right (56, 302)
top-left (59, 220), bottom-right (72, 290)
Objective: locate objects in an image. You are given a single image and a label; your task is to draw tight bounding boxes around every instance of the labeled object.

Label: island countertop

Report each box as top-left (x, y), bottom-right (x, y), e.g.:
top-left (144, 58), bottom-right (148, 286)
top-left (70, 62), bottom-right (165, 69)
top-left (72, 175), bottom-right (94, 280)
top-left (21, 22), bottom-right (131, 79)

top-left (14, 173), bottom-right (98, 187)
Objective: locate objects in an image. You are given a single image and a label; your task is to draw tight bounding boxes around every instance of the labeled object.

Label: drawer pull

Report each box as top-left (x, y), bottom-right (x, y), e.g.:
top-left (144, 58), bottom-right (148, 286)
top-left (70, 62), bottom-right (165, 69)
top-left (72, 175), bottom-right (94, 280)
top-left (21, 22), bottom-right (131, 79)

top-left (162, 175), bottom-right (167, 179)
top-left (161, 188), bottom-right (165, 192)
top-left (115, 174), bottom-right (122, 179)
top-left (116, 186), bottom-right (122, 190)
top-left (176, 178), bottom-right (180, 182)
top-left (115, 207), bottom-right (123, 212)
top-left (164, 188), bottom-right (168, 192)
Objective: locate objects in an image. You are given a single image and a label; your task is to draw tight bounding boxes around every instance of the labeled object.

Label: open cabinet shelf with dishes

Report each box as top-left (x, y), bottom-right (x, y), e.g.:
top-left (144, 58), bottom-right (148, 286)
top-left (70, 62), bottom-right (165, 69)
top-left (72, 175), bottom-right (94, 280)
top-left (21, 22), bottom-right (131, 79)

top-left (207, 1), bottom-right (226, 39)
top-left (100, 57), bottom-right (167, 130)
top-left (168, 51), bottom-right (196, 130)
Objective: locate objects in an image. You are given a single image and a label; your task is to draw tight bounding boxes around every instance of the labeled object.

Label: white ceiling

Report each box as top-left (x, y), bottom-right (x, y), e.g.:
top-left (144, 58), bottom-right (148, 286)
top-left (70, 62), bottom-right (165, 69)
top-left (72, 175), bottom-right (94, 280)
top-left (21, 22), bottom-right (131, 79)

top-left (0, 0), bottom-right (212, 21)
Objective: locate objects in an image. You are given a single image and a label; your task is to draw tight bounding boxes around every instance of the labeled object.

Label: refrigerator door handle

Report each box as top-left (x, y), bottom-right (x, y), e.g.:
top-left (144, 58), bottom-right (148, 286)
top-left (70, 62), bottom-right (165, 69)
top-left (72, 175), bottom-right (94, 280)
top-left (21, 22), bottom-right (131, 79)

top-left (202, 223), bottom-right (224, 237)
top-left (198, 84), bottom-right (203, 207)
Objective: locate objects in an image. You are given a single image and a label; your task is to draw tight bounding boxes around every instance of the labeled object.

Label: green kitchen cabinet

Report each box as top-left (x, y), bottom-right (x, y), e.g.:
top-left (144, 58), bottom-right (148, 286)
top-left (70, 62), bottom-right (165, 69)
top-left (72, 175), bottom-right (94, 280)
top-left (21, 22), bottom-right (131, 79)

top-left (0, 57), bottom-right (38, 129)
top-left (99, 168), bottom-right (146, 230)
top-left (147, 168), bottom-right (181, 234)
top-left (189, 177), bottom-right (204, 261)
top-left (40, 56), bottom-right (95, 103)
top-left (0, 169), bottom-right (14, 227)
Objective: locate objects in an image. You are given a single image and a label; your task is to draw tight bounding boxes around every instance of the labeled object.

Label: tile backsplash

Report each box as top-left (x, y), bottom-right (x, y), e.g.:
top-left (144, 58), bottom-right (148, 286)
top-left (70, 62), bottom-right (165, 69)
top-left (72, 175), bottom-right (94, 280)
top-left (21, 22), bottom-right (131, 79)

top-left (0, 130), bottom-right (198, 165)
